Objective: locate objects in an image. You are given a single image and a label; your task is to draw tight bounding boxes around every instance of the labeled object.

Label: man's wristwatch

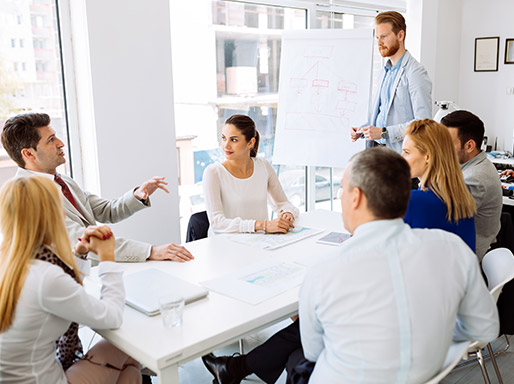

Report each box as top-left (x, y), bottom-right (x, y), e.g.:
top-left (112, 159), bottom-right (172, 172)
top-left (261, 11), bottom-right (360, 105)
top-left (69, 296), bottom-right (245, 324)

top-left (381, 127), bottom-right (389, 140)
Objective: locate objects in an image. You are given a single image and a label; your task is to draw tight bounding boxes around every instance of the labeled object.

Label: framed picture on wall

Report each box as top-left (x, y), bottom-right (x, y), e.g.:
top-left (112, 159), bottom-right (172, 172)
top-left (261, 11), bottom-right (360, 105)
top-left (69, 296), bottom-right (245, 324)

top-left (474, 37), bottom-right (499, 72)
top-left (506, 39), bottom-right (514, 64)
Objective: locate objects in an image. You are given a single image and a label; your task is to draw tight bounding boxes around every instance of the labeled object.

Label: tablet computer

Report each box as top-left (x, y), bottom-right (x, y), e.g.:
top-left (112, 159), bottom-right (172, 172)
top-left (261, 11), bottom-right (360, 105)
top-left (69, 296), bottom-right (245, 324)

top-left (316, 232), bottom-right (351, 246)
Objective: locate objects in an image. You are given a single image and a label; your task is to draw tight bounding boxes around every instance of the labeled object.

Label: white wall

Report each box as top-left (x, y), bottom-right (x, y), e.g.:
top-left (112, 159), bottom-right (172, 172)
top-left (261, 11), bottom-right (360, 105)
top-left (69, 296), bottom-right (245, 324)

top-left (431, 0), bottom-right (463, 106)
top-left (79, 0), bottom-right (181, 246)
top-left (407, 0), bottom-right (463, 115)
top-left (411, 0), bottom-right (514, 153)
top-left (458, 0), bottom-right (514, 152)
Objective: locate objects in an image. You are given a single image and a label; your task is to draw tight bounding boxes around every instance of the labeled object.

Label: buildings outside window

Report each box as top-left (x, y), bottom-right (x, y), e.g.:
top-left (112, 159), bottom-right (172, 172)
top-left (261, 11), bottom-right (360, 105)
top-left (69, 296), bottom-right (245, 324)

top-left (0, 0), bottom-right (70, 186)
top-left (171, 0), bottom-right (377, 239)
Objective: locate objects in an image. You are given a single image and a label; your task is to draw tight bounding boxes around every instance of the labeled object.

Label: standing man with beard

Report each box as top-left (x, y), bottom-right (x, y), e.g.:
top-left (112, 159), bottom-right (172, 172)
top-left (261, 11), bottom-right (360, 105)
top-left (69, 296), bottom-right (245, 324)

top-left (351, 11), bottom-right (432, 154)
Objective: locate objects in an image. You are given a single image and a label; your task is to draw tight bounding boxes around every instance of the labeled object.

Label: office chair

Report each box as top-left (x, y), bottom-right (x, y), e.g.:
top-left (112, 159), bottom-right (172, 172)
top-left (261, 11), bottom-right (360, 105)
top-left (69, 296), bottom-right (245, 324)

top-left (422, 341), bottom-right (470, 384)
top-left (490, 212), bottom-right (514, 254)
top-left (465, 248), bottom-right (514, 384)
top-left (185, 211), bottom-right (209, 242)
top-left (490, 212), bottom-right (514, 337)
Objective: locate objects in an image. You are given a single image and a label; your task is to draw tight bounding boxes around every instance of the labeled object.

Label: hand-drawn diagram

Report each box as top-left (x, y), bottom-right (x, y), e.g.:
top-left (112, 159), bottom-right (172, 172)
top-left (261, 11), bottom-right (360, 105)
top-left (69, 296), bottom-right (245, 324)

top-left (273, 29), bottom-right (374, 168)
top-left (284, 44), bottom-right (363, 133)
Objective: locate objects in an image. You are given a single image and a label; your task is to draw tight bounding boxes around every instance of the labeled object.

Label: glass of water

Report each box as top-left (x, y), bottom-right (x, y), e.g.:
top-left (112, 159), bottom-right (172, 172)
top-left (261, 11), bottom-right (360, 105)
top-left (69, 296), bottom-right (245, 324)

top-left (159, 296), bottom-right (185, 328)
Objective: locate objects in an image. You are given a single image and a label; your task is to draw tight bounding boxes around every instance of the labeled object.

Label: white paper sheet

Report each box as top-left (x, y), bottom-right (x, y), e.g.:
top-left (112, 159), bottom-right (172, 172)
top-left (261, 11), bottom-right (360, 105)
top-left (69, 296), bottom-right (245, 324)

top-left (227, 226), bottom-right (323, 250)
top-left (201, 259), bottom-right (306, 305)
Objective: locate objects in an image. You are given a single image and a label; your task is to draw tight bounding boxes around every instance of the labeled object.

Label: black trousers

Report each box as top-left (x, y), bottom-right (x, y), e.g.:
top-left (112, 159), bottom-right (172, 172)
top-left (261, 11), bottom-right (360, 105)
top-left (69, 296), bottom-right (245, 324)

top-left (245, 320), bottom-right (313, 384)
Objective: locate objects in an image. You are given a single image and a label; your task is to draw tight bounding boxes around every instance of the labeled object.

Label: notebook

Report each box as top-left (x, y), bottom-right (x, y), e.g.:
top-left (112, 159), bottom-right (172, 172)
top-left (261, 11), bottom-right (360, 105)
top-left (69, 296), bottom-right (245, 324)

top-left (123, 268), bottom-right (209, 316)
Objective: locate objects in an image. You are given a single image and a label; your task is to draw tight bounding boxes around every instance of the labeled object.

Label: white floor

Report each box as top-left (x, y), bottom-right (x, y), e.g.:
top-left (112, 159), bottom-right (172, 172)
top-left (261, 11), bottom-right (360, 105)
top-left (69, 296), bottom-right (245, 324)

top-left (79, 320), bottom-right (291, 384)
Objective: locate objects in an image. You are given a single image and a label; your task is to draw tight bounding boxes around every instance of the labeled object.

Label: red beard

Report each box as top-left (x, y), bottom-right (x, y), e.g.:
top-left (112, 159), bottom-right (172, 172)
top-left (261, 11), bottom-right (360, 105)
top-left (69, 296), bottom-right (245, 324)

top-left (379, 39), bottom-right (400, 58)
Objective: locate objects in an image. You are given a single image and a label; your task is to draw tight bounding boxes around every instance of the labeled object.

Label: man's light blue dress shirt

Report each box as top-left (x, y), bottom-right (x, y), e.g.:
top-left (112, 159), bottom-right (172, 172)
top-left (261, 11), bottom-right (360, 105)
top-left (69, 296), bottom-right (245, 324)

top-left (299, 219), bottom-right (498, 384)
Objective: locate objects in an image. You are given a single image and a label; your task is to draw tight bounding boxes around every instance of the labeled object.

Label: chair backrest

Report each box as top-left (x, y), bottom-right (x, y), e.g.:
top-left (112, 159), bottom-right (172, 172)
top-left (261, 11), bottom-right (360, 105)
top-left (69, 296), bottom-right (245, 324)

top-left (490, 212), bottom-right (514, 254)
top-left (186, 211), bottom-right (210, 243)
top-left (482, 248), bottom-right (514, 302)
top-left (422, 341), bottom-right (470, 384)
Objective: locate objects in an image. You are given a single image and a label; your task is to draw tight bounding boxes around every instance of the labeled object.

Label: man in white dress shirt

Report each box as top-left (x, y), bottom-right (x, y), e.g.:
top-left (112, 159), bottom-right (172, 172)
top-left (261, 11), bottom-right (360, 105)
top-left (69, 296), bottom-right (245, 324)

top-left (1, 113), bottom-right (193, 263)
top-left (202, 148), bottom-right (499, 384)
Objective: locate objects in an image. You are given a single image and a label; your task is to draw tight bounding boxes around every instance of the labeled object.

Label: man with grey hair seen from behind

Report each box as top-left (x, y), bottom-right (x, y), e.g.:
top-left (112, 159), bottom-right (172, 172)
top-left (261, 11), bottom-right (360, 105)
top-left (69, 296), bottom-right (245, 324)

top-left (202, 147), bottom-right (498, 384)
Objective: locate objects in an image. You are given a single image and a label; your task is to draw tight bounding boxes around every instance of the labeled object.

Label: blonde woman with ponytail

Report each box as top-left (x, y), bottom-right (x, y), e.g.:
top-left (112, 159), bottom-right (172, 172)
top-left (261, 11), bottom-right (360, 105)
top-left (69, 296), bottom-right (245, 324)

top-left (0, 177), bottom-right (141, 384)
top-left (203, 114), bottom-right (298, 235)
top-left (401, 119), bottom-right (476, 251)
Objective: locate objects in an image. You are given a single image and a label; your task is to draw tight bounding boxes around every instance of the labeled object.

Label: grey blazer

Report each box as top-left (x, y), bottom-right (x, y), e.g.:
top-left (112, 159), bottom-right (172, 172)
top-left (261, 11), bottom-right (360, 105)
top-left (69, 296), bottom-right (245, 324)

top-left (366, 50), bottom-right (433, 154)
top-left (16, 168), bottom-right (151, 263)
top-left (461, 152), bottom-right (502, 260)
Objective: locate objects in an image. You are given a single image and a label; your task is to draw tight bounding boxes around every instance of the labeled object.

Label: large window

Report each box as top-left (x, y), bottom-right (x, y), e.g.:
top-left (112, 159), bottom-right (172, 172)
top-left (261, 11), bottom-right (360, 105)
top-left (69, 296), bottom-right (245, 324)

top-left (171, 1), bottom-right (382, 239)
top-left (0, 0), bottom-right (70, 184)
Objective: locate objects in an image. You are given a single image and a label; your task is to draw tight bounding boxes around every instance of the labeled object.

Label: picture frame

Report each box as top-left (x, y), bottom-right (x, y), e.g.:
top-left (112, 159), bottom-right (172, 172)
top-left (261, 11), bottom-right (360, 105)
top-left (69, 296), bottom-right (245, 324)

top-left (474, 37), bottom-right (499, 72)
top-left (506, 39), bottom-right (514, 64)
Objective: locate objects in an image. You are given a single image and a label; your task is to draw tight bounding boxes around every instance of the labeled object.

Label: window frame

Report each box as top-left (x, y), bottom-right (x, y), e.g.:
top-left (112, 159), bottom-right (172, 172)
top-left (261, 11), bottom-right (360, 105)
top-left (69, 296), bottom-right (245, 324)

top-left (55, 0), bottom-right (87, 186)
top-left (206, 0), bottom-right (403, 211)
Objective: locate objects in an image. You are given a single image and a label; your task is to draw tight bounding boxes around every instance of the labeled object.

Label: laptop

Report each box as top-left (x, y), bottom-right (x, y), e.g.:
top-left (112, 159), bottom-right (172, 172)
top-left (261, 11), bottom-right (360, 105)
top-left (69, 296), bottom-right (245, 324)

top-left (124, 268), bottom-right (209, 316)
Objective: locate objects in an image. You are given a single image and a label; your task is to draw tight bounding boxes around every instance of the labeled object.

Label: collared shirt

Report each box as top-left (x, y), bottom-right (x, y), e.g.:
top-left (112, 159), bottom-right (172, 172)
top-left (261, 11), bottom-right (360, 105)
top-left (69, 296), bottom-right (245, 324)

top-left (14, 170), bottom-right (91, 274)
top-left (365, 51), bottom-right (432, 154)
top-left (299, 219), bottom-right (498, 384)
top-left (461, 151), bottom-right (503, 260)
top-left (375, 52), bottom-right (406, 131)
top-left (0, 260), bottom-right (124, 383)
top-left (16, 168), bottom-right (55, 181)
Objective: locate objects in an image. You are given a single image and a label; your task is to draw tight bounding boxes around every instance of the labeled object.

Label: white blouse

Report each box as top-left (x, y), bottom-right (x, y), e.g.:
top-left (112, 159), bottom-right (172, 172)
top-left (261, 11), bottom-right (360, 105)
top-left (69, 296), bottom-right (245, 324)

top-left (203, 157), bottom-right (299, 234)
top-left (0, 259), bottom-right (124, 384)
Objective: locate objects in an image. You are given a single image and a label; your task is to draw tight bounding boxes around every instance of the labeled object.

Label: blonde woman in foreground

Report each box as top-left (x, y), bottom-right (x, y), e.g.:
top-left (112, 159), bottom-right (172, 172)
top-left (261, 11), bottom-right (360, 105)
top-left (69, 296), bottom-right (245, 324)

top-left (402, 119), bottom-right (476, 251)
top-left (0, 176), bottom-right (141, 384)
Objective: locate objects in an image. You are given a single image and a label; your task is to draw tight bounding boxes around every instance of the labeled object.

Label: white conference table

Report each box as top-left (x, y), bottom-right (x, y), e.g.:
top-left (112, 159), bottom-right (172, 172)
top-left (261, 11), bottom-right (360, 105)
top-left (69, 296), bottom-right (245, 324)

top-left (85, 209), bottom-right (345, 383)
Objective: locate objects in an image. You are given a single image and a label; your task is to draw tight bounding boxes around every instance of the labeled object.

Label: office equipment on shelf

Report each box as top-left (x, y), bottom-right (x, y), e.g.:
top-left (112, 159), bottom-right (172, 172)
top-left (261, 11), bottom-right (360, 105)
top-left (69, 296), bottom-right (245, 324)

top-left (124, 268), bottom-right (209, 316)
top-left (500, 170), bottom-right (514, 183)
top-left (433, 100), bottom-right (460, 123)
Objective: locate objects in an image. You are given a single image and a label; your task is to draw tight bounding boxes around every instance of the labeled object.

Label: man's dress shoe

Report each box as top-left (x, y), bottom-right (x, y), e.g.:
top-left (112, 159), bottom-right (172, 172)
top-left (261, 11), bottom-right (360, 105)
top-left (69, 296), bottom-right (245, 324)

top-left (201, 353), bottom-right (243, 384)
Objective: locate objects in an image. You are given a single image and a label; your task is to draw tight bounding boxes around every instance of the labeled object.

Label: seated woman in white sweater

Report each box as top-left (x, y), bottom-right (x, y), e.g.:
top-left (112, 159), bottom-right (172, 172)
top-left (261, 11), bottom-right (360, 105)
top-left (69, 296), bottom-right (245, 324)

top-left (0, 176), bottom-right (140, 384)
top-left (203, 115), bottom-right (299, 234)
